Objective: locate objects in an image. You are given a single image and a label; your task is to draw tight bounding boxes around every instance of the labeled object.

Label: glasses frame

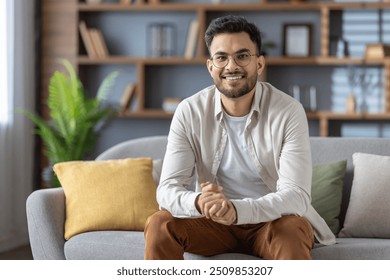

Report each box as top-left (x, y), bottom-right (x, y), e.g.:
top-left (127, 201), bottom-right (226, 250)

top-left (210, 51), bottom-right (258, 69)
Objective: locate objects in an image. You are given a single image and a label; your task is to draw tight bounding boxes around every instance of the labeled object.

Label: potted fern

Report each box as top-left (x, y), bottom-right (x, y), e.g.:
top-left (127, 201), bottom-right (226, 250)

top-left (23, 59), bottom-right (119, 187)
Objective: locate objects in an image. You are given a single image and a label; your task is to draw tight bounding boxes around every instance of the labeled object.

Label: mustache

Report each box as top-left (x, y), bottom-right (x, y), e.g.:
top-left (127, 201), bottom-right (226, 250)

top-left (221, 70), bottom-right (245, 76)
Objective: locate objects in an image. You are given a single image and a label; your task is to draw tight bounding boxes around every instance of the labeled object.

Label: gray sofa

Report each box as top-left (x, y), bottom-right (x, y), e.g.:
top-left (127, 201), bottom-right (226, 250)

top-left (26, 136), bottom-right (390, 260)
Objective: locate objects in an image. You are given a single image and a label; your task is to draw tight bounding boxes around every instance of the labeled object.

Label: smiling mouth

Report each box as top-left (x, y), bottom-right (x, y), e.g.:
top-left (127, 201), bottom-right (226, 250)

top-left (223, 75), bottom-right (245, 80)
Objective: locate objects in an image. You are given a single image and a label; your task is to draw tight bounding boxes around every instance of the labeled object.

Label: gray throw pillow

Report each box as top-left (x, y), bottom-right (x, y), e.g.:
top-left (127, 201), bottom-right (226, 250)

top-left (339, 153), bottom-right (390, 238)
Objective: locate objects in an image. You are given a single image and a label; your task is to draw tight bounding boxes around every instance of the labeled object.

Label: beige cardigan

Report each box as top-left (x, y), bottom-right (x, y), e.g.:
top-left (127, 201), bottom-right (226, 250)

top-left (157, 81), bottom-right (336, 245)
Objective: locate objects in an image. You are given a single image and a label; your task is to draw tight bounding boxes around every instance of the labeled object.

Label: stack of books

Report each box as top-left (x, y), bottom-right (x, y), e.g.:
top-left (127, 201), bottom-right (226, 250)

top-left (79, 21), bottom-right (109, 58)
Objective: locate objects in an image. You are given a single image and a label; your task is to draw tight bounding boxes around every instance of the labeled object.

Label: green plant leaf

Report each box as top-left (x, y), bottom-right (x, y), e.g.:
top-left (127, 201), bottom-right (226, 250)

top-left (96, 70), bottom-right (121, 101)
top-left (19, 59), bottom-right (120, 181)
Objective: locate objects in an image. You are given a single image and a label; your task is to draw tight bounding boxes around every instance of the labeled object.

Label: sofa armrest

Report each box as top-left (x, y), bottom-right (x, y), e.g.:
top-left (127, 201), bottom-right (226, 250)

top-left (26, 188), bottom-right (66, 260)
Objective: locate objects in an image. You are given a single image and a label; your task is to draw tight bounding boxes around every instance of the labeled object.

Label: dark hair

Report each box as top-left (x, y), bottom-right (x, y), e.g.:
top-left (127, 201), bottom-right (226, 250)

top-left (205, 15), bottom-right (262, 56)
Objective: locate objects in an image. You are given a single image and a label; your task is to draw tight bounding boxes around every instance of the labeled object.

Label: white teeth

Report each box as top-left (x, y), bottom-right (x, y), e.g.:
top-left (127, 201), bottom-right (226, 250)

top-left (225, 76), bottom-right (242, 80)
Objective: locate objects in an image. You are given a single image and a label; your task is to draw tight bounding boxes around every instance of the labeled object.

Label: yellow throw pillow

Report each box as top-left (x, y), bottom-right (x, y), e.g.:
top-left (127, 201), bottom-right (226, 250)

top-left (53, 158), bottom-right (159, 240)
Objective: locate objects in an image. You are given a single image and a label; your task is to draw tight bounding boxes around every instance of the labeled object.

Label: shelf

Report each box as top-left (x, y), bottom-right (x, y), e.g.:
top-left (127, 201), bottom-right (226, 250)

top-left (78, 2), bottom-right (204, 12)
top-left (322, 2), bottom-right (390, 10)
top-left (77, 56), bottom-right (207, 65)
top-left (267, 56), bottom-right (390, 65)
top-left (307, 111), bottom-right (390, 136)
top-left (78, 2), bottom-right (390, 12)
top-left (77, 55), bottom-right (390, 66)
top-left (307, 111), bottom-right (390, 120)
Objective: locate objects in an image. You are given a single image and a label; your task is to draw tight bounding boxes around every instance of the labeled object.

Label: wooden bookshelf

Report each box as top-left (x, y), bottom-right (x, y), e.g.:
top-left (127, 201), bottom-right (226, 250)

top-left (40, 0), bottom-right (390, 139)
top-left (306, 111), bottom-right (390, 136)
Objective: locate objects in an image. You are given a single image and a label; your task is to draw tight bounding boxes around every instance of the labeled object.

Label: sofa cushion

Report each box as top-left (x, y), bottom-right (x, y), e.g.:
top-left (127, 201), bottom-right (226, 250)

top-left (64, 231), bottom-right (262, 260)
top-left (311, 160), bottom-right (347, 235)
top-left (339, 153), bottom-right (390, 238)
top-left (64, 232), bottom-right (390, 260)
top-left (311, 238), bottom-right (390, 260)
top-left (54, 158), bottom-right (159, 240)
top-left (65, 231), bottom-right (146, 260)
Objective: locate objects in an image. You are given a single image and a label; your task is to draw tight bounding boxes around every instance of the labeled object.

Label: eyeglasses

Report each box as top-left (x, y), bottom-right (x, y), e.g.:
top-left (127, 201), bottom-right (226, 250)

top-left (210, 51), bottom-right (257, 68)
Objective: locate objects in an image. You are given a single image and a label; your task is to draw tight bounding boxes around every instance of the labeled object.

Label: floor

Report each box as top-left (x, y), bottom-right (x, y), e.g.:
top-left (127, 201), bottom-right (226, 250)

top-left (0, 245), bottom-right (33, 260)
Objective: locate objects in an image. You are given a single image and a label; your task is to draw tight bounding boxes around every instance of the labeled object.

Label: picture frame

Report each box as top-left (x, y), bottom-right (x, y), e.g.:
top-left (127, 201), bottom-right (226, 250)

top-left (283, 23), bottom-right (312, 57)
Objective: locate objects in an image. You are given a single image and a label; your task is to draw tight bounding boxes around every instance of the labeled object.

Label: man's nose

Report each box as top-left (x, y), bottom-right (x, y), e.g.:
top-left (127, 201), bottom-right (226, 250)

top-left (225, 56), bottom-right (240, 69)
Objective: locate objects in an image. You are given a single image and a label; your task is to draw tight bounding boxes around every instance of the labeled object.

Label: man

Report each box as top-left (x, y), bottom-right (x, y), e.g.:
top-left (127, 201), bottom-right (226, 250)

top-left (144, 15), bottom-right (335, 260)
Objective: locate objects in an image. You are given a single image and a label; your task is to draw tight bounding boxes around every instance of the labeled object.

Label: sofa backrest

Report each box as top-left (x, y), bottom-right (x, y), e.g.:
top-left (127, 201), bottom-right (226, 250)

top-left (97, 135), bottom-right (390, 227)
top-left (310, 137), bottom-right (390, 226)
top-left (96, 135), bottom-right (168, 161)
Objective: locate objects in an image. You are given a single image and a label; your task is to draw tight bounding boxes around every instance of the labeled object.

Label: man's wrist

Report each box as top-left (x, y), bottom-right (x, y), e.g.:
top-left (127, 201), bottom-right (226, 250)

top-left (195, 193), bottom-right (202, 214)
top-left (229, 200), bottom-right (238, 225)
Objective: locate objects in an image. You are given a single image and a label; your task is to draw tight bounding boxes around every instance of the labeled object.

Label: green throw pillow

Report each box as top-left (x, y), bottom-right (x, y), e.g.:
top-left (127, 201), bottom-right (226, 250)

top-left (311, 160), bottom-right (347, 235)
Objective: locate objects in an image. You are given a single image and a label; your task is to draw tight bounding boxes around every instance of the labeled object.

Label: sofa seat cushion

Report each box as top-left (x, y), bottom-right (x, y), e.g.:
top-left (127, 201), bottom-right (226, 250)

top-left (65, 232), bottom-right (390, 260)
top-left (65, 231), bottom-right (146, 260)
top-left (190, 239), bottom-right (390, 260)
top-left (312, 238), bottom-right (390, 260)
top-left (64, 231), bottom-right (261, 260)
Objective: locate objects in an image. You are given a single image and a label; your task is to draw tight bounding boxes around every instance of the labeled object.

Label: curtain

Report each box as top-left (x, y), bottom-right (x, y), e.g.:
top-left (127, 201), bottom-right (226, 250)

top-left (0, 0), bottom-right (36, 252)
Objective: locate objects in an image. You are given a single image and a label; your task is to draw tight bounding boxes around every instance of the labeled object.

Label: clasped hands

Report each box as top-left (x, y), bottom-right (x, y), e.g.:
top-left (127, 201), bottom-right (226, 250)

top-left (195, 181), bottom-right (237, 225)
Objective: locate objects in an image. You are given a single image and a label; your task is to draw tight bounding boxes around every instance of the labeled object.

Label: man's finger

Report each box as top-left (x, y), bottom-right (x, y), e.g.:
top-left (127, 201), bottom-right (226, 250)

top-left (200, 182), bottom-right (223, 193)
top-left (214, 200), bottom-right (228, 217)
top-left (208, 203), bottom-right (222, 217)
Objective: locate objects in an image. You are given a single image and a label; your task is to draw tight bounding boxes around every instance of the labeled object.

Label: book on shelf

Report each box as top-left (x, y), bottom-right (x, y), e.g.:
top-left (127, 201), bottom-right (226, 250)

top-left (79, 21), bottom-right (109, 58)
top-left (184, 19), bottom-right (199, 59)
top-left (119, 83), bottom-right (137, 114)
top-left (79, 21), bottom-right (97, 58)
top-left (89, 28), bottom-right (109, 57)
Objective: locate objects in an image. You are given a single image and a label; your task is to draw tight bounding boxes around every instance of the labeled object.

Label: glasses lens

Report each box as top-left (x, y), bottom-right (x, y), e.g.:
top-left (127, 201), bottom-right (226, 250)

top-left (211, 52), bottom-right (252, 68)
top-left (212, 54), bottom-right (228, 68)
top-left (234, 52), bottom-right (251, 67)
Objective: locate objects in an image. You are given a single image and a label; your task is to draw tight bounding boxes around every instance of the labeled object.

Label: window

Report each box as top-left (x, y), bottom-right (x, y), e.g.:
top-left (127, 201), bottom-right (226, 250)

top-left (331, 10), bottom-right (387, 114)
top-left (0, 0), bottom-right (9, 124)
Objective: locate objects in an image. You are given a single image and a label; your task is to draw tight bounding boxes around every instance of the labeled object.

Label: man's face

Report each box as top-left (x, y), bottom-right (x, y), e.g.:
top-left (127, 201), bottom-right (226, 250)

top-left (207, 32), bottom-right (265, 99)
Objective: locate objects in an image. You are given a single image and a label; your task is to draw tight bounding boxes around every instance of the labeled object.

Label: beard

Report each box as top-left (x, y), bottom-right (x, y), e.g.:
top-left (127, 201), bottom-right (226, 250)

top-left (215, 70), bottom-right (258, 99)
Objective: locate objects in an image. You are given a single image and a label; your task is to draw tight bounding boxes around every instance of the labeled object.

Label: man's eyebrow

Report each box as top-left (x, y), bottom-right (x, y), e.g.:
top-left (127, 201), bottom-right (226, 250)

top-left (235, 48), bottom-right (251, 54)
top-left (212, 51), bottom-right (228, 56)
top-left (213, 49), bottom-right (251, 55)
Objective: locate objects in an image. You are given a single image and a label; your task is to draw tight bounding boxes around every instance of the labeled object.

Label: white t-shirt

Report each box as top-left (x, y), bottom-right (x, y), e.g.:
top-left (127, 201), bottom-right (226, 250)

top-left (216, 112), bottom-right (271, 200)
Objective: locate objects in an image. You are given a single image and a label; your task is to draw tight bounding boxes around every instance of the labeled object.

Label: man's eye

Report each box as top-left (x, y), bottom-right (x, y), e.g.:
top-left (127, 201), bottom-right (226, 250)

top-left (237, 53), bottom-right (249, 60)
top-left (215, 55), bottom-right (227, 61)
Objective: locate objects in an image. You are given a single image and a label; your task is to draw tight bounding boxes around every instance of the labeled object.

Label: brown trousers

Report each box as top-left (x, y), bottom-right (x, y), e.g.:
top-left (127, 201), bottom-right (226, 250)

top-left (144, 210), bottom-right (314, 260)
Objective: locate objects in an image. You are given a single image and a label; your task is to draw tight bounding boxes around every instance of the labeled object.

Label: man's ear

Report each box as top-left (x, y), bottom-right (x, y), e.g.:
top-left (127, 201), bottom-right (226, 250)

top-left (207, 59), bottom-right (214, 76)
top-left (257, 55), bottom-right (266, 76)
